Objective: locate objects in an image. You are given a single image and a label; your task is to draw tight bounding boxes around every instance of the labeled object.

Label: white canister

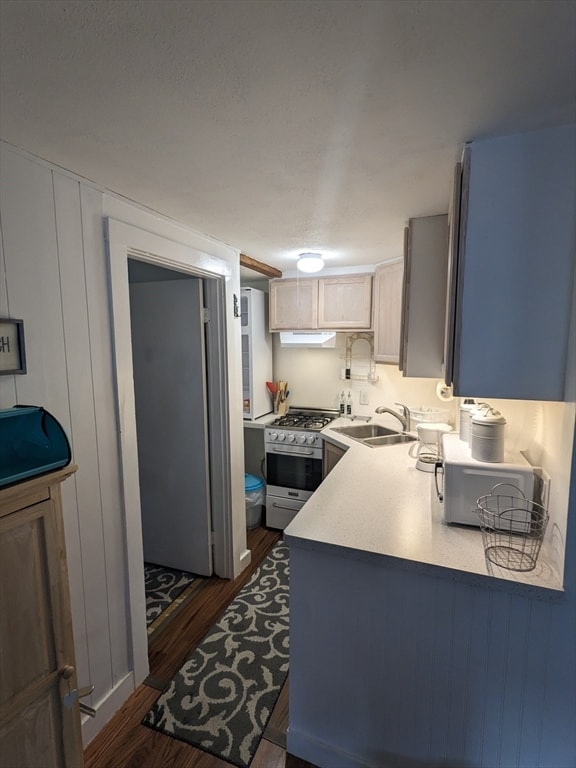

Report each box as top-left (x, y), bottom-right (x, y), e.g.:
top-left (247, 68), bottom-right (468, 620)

top-left (458, 399), bottom-right (476, 443)
top-left (471, 407), bottom-right (506, 462)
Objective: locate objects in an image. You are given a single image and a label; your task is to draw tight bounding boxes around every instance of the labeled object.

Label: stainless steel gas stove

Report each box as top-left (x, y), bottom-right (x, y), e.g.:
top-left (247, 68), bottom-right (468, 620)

top-left (265, 408), bottom-right (338, 530)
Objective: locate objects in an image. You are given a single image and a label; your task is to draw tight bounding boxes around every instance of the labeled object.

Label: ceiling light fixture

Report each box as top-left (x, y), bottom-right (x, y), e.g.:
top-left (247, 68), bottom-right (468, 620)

top-left (297, 252), bottom-right (325, 273)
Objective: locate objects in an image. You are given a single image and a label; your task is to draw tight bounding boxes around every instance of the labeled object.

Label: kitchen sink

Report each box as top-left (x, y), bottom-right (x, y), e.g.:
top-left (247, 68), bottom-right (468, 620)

top-left (332, 424), bottom-right (400, 439)
top-left (332, 423), bottom-right (417, 447)
top-left (362, 433), bottom-right (416, 447)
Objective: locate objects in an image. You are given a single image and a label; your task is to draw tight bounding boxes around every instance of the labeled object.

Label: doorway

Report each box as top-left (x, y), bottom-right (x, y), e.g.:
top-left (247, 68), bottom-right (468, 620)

top-left (128, 260), bottom-right (212, 576)
top-left (106, 217), bottom-right (237, 686)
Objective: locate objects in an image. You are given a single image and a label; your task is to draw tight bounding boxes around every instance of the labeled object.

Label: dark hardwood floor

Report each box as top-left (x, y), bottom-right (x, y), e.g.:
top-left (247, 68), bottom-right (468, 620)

top-left (84, 527), bottom-right (317, 768)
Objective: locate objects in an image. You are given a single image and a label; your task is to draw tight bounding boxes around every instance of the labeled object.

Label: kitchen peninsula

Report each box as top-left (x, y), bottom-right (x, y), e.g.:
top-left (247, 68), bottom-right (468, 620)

top-left (284, 417), bottom-right (573, 768)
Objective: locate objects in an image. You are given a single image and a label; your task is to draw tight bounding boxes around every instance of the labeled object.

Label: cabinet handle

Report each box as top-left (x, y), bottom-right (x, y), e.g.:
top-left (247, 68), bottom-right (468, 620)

top-left (399, 226), bottom-right (410, 371)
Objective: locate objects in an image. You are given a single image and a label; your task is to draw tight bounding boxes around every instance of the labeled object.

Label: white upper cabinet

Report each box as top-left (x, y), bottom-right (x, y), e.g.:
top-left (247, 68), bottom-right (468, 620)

top-left (317, 275), bottom-right (372, 329)
top-left (269, 278), bottom-right (318, 330)
top-left (373, 260), bottom-right (403, 363)
top-left (399, 215), bottom-right (448, 376)
top-left (445, 123), bottom-right (576, 401)
top-left (269, 275), bottom-right (372, 331)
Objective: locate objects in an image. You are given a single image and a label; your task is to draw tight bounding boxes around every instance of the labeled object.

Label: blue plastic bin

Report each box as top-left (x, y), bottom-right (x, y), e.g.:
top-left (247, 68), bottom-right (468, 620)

top-left (244, 473), bottom-right (265, 529)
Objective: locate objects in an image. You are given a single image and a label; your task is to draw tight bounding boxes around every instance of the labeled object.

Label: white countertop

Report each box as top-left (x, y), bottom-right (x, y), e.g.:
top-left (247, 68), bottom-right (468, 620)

top-left (243, 412), bottom-right (277, 428)
top-left (284, 415), bottom-right (563, 595)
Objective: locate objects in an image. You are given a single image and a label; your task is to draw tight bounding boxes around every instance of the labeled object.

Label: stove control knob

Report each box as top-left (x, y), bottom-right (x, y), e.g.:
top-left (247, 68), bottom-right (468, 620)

top-left (269, 432), bottom-right (278, 441)
top-left (286, 433), bottom-right (295, 443)
top-left (297, 434), bottom-right (307, 444)
top-left (277, 432), bottom-right (286, 441)
top-left (306, 435), bottom-right (316, 445)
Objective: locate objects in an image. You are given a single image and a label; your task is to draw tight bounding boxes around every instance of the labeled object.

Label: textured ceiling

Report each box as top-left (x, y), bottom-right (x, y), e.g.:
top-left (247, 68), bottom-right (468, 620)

top-left (1, 0), bottom-right (575, 273)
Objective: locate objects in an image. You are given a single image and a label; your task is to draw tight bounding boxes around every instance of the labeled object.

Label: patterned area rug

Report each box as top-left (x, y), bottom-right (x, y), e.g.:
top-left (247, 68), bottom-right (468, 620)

top-left (144, 563), bottom-right (197, 629)
top-left (142, 541), bottom-right (290, 768)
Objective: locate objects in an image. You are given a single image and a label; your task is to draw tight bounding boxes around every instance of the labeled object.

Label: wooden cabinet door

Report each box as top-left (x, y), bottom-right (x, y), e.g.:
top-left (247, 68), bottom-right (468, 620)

top-left (373, 261), bottom-right (403, 363)
top-left (269, 278), bottom-right (318, 330)
top-left (0, 472), bottom-right (82, 768)
top-left (317, 275), bottom-right (372, 329)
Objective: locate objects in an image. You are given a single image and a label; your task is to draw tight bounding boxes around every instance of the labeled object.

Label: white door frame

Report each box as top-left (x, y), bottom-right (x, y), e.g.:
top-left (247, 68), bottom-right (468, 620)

top-left (105, 217), bottom-right (234, 684)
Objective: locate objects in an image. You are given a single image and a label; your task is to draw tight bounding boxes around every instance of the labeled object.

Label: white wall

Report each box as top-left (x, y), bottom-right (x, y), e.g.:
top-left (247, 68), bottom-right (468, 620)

top-left (272, 334), bottom-right (458, 422)
top-left (0, 142), bottom-right (248, 744)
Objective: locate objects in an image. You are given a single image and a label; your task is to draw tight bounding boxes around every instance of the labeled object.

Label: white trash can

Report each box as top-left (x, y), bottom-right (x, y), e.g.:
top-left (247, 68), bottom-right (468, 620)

top-left (244, 473), bottom-right (265, 529)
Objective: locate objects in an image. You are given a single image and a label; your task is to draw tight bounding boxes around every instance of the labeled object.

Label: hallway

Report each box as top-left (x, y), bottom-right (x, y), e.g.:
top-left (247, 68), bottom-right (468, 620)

top-left (84, 527), bottom-right (317, 768)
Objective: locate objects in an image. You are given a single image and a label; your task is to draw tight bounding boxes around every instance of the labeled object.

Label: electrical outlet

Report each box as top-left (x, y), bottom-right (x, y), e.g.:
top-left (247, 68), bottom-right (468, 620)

top-left (359, 390), bottom-right (369, 406)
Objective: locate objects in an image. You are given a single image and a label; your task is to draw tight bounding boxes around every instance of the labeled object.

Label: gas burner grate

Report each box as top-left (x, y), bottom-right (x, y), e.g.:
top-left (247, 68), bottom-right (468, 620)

top-left (270, 410), bottom-right (337, 431)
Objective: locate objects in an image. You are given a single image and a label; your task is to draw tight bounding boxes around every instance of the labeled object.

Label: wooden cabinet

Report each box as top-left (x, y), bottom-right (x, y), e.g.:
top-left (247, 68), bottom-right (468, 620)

top-left (445, 123), bottom-right (576, 400)
top-left (269, 278), bottom-right (318, 330)
top-left (399, 215), bottom-right (448, 376)
top-left (317, 276), bottom-right (372, 330)
top-left (322, 440), bottom-right (346, 478)
top-left (0, 466), bottom-right (83, 768)
top-left (269, 275), bottom-right (372, 331)
top-left (373, 259), bottom-right (404, 364)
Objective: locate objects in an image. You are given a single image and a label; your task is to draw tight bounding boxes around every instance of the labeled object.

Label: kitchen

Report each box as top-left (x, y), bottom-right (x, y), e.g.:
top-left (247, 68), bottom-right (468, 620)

top-left (0, 2), bottom-right (575, 768)
top-left (240, 122), bottom-right (575, 767)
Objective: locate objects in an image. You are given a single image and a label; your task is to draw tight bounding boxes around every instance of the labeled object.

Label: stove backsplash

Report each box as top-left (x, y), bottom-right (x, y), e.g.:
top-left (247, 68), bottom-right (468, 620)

top-left (272, 333), bottom-right (454, 421)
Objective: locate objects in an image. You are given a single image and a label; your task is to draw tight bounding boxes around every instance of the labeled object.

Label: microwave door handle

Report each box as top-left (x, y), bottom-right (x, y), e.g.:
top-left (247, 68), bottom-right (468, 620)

top-left (434, 462), bottom-right (444, 502)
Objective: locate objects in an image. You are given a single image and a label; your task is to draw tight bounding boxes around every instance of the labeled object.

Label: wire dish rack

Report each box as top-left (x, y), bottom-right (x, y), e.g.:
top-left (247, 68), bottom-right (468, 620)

top-left (476, 483), bottom-right (549, 572)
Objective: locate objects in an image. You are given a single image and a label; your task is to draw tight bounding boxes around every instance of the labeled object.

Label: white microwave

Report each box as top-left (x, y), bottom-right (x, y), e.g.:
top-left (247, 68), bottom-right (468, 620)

top-left (438, 433), bottom-right (536, 527)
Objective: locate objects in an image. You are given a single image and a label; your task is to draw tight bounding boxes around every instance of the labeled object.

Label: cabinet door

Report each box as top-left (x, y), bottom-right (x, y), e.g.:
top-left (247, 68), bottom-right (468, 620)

top-left (0, 494), bottom-right (83, 768)
top-left (269, 278), bottom-right (318, 330)
top-left (443, 162), bottom-right (463, 388)
top-left (374, 261), bottom-right (403, 363)
top-left (448, 124), bottom-right (576, 400)
top-left (400, 215), bottom-right (448, 376)
top-left (317, 275), bottom-right (372, 329)
top-left (322, 440), bottom-right (346, 478)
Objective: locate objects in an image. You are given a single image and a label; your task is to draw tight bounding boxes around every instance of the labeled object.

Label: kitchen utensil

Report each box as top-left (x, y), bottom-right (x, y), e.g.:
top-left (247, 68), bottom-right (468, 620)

top-left (276, 381), bottom-right (289, 415)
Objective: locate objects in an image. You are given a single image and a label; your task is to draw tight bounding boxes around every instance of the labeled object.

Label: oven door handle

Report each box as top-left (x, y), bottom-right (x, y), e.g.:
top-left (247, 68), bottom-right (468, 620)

top-left (271, 501), bottom-right (304, 511)
top-left (269, 447), bottom-right (316, 456)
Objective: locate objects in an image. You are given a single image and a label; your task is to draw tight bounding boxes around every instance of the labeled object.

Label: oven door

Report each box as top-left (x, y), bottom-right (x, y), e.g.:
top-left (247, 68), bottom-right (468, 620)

top-left (266, 446), bottom-right (323, 498)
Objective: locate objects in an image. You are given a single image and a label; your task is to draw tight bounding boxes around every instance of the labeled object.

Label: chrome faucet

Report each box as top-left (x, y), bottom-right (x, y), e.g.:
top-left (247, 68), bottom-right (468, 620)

top-left (395, 403), bottom-right (411, 432)
top-left (374, 403), bottom-right (409, 432)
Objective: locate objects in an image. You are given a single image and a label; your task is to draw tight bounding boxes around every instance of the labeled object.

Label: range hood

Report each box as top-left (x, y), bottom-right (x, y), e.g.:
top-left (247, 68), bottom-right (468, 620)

top-left (279, 331), bottom-right (337, 348)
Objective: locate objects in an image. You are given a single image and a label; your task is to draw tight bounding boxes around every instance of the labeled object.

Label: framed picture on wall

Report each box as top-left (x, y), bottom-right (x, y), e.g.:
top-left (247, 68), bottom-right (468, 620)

top-left (0, 319), bottom-right (27, 375)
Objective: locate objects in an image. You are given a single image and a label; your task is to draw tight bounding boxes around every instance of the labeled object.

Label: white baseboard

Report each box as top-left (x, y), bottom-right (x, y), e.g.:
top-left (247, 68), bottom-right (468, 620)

top-left (81, 671), bottom-right (136, 747)
top-left (239, 547), bottom-right (252, 571)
